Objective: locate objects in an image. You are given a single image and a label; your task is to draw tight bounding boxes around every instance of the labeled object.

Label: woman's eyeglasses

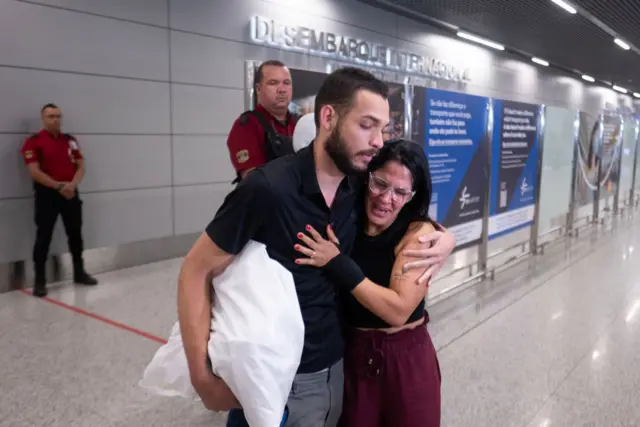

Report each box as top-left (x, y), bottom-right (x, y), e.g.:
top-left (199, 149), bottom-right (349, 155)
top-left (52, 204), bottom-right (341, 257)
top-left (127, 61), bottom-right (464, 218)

top-left (368, 173), bottom-right (415, 203)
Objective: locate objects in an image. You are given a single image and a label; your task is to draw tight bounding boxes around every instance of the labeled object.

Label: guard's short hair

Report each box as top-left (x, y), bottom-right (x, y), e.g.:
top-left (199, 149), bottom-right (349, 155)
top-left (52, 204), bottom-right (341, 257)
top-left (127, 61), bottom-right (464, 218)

top-left (255, 60), bottom-right (287, 85)
top-left (41, 103), bottom-right (59, 114)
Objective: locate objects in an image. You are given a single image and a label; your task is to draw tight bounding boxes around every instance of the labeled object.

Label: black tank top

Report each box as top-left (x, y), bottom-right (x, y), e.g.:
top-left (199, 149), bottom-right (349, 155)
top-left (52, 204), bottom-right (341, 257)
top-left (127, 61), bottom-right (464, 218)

top-left (343, 216), bottom-right (427, 329)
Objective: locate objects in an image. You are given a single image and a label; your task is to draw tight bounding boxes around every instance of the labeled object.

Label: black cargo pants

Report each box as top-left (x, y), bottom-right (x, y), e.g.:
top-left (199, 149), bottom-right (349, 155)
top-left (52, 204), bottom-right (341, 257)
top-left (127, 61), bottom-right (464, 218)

top-left (33, 184), bottom-right (84, 281)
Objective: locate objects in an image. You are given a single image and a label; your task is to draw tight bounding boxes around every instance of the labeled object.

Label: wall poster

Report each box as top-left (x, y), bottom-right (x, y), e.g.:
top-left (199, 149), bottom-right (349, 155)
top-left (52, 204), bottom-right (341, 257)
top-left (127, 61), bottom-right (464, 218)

top-left (573, 112), bottom-right (623, 208)
top-left (253, 66), bottom-right (406, 136)
top-left (287, 68), bottom-right (328, 116)
top-left (574, 111), bottom-right (599, 207)
top-left (599, 114), bottom-right (623, 195)
top-left (414, 87), bottom-right (491, 248)
top-left (489, 100), bottom-right (542, 239)
top-left (386, 82), bottom-right (407, 139)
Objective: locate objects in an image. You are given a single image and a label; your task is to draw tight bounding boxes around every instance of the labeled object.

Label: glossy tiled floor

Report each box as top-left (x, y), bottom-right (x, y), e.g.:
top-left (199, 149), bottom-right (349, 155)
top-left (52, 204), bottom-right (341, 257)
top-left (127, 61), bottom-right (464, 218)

top-left (2, 215), bottom-right (640, 427)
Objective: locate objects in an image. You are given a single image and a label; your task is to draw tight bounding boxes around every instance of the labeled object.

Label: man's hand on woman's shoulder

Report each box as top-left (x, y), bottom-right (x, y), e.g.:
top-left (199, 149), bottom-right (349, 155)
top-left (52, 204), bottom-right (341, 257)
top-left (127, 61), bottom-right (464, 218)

top-left (399, 222), bottom-right (456, 285)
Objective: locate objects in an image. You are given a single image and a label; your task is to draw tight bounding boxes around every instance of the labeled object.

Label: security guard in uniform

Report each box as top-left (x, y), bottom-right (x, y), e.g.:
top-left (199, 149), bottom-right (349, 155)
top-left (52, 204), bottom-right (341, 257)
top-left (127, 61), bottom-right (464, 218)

top-left (21, 103), bottom-right (98, 297)
top-left (227, 60), bottom-right (297, 183)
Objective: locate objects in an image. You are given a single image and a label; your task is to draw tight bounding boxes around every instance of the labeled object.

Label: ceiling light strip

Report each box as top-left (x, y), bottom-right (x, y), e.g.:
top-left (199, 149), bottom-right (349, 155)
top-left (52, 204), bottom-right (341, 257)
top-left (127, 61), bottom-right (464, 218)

top-left (613, 85), bottom-right (627, 94)
top-left (457, 32), bottom-right (505, 51)
top-left (581, 74), bottom-right (595, 82)
top-left (549, 0), bottom-right (577, 14)
top-left (532, 57), bottom-right (549, 66)
top-left (614, 38), bottom-right (630, 50)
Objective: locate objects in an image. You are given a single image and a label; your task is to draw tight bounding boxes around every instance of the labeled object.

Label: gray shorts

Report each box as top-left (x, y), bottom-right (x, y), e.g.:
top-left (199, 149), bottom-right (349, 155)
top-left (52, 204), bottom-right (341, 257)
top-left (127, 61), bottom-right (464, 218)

top-left (285, 359), bottom-right (344, 427)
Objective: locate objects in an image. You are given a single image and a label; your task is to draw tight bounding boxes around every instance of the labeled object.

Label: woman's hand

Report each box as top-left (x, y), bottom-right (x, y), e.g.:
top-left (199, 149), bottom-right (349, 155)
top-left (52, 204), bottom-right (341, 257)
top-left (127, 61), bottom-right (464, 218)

top-left (294, 224), bottom-right (340, 267)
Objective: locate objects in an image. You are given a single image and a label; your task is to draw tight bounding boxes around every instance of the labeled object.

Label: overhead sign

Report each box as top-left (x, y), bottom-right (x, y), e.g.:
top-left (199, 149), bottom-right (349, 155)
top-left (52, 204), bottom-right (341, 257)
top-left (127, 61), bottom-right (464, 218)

top-left (416, 88), bottom-right (490, 248)
top-left (489, 100), bottom-right (542, 239)
top-left (250, 16), bottom-right (471, 83)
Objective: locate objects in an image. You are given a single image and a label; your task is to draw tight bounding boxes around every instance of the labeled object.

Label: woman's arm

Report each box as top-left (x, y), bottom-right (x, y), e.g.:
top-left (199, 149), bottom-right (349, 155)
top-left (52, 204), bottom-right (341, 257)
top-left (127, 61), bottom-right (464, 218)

top-left (348, 222), bottom-right (435, 326)
top-left (296, 223), bottom-right (436, 327)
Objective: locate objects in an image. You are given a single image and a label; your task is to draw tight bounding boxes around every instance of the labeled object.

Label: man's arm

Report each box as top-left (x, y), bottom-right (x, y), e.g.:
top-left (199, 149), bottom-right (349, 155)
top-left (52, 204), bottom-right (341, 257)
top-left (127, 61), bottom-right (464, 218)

top-left (70, 158), bottom-right (85, 188)
top-left (178, 233), bottom-right (237, 410)
top-left (401, 223), bottom-right (456, 284)
top-left (227, 115), bottom-right (266, 177)
top-left (26, 163), bottom-right (61, 189)
top-left (66, 137), bottom-right (85, 193)
top-left (21, 138), bottom-right (60, 189)
top-left (178, 171), bottom-right (271, 411)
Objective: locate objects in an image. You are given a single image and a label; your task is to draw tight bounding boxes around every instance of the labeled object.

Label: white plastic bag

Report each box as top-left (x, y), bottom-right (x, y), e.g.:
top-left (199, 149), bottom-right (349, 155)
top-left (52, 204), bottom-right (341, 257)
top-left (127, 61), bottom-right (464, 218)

top-left (140, 241), bottom-right (305, 427)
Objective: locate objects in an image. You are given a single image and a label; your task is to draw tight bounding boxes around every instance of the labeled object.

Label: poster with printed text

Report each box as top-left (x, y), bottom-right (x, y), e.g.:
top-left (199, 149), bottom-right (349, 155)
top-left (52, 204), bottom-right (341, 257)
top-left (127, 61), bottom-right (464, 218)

top-left (488, 100), bottom-right (541, 239)
top-left (414, 87), bottom-right (490, 249)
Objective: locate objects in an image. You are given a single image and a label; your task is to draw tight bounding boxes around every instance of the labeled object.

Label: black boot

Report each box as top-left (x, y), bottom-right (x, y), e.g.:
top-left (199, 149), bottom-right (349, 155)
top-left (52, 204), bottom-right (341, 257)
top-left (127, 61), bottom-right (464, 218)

top-left (33, 264), bottom-right (48, 298)
top-left (73, 256), bottom-right (98, 286)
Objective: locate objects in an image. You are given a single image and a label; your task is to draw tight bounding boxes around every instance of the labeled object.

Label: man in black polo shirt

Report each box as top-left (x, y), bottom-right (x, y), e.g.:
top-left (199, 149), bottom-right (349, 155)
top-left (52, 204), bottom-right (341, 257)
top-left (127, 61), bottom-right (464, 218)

top-left (177, 67), bottom-right (455, 427)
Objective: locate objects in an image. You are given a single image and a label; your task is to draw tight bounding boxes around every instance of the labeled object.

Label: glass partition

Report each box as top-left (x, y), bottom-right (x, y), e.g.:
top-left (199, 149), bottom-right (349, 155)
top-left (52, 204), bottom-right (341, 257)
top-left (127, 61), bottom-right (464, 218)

top-left (619, 117), bottom-right (637, 205)
top-left (538, 106), bottom-right (576, 232)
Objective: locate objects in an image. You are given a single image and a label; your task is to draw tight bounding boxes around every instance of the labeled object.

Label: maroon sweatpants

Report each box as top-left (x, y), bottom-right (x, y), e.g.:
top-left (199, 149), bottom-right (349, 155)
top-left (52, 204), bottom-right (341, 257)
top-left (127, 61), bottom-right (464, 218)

top-left (338, 317), bottom-right (441, 427)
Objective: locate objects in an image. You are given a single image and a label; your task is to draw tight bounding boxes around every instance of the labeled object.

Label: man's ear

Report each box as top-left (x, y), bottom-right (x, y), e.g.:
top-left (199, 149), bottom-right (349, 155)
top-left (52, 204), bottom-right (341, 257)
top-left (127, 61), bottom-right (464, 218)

top-left (318, 105), bottom-right (336, 132)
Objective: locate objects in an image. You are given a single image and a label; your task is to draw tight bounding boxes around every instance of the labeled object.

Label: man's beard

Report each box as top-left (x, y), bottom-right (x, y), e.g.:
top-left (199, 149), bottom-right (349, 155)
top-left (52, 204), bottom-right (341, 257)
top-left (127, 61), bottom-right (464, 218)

top-left (325, 123), bottom-right (372, 176)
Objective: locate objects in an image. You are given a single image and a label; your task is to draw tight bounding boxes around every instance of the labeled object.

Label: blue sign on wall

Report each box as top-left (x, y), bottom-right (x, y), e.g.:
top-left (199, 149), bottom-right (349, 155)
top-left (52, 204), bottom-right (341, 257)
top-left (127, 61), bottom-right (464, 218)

top-left (415, 87), bottom-right (490, 248)
top-left (489, 99), bottom-right (541, 239)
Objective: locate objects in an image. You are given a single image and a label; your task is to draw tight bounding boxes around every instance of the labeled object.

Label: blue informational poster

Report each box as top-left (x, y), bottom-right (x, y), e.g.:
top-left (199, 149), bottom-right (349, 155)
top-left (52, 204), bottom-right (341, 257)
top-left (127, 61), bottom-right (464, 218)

top-left (415, 87), bottom-right (490, 248)
top-left (489, 100), bottom-right (541, 239)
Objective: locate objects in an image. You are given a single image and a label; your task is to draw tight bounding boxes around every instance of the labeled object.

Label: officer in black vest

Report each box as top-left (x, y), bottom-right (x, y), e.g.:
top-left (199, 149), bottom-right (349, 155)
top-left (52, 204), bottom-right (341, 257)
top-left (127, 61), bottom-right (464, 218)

top-left (226, 60), bottom-right (297, 183)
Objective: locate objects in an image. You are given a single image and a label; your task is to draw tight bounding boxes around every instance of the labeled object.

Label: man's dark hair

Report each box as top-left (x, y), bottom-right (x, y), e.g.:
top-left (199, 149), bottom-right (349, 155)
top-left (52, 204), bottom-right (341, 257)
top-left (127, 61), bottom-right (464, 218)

top-left (314, 67), bottom-right (389, 129)
top-left (255, 60), bottom-right (287, 85)
top-left (41, 103), bottom-right (59, 114)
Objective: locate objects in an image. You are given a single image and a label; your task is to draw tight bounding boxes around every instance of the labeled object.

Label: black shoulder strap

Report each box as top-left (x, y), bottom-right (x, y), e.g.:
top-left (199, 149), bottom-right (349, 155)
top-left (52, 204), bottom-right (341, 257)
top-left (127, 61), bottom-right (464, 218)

top-left (238, 111), bottom-right (253, 126)
top-left (247, 110), bottom-right (278, 142)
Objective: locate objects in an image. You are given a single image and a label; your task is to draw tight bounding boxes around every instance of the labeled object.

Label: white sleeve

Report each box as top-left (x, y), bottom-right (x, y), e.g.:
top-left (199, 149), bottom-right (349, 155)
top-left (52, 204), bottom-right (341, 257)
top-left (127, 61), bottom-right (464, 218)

top-left (292, 113), bottom-right (316, 152)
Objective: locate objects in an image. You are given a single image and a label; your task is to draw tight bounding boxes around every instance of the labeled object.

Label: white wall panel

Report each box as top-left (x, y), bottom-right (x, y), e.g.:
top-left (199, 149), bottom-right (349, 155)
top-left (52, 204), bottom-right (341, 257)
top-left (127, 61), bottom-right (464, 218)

top-left (172, 135), bottom-right (235, 185)
top-left (169, 0), bottom-right (260, 40)
top-left (0, 67), bottom-right (171, 134)
top-left (79, 188), bottom-right (174, 249)
top-left (0, 134), bottom-right (33, 199)
top-left (0, 0), bottom-right (170, 81)
top-left (0, 199), bottom-right (33, 263)
top-left (173, 183), bottom-right (233, 235)
top-left (79, 135), bottom-right (172, 192)
top-left (170, 31), bottom-right (308, 89)
top-left (265, 0), bottom-right (398, 37)
top-left (24, 0), bottom-right (169, 27)
top-left (171, 84), bottom-right (244, 135)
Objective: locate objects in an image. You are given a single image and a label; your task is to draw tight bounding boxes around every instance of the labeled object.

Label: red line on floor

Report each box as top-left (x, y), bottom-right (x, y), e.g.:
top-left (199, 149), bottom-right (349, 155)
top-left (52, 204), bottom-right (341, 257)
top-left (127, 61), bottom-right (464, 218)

top-left (18, 289), bottom-right (168, 345)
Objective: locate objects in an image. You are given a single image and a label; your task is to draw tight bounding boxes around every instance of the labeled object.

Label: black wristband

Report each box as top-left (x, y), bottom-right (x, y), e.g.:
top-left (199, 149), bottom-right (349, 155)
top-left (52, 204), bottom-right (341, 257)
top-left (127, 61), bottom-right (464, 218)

top-left (323, 254), bottom-right (366, 292)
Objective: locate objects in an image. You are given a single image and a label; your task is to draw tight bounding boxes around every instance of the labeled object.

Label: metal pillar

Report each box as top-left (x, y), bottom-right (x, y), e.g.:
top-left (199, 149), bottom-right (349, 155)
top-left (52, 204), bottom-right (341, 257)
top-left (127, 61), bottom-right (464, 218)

top-left (244, 60), bottom-right (258, 111)
top-left (478, 98), bottom-right (494, 272)
top-left (404, 79), bottom-right (413, 139)
top-left (530, 105), bottom-right (546, 255)
top-left (613, 114), bottom-right (625, 214)
top-left (592, 113), bottom-right (604, 223)
top-left (566, 110), bottom-right (581, 234)
top-left (630, 119), bottom-right (640, 205)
